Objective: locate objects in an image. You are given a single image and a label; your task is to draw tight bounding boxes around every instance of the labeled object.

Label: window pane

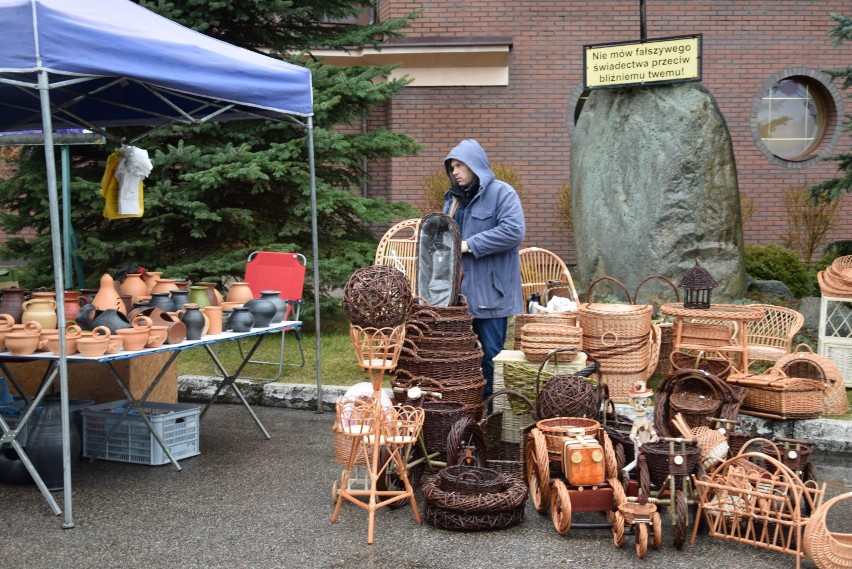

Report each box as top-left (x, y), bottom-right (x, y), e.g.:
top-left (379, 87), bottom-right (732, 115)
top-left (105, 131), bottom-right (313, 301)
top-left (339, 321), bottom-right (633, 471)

top-left (757, 77), bottom-right (825, 161)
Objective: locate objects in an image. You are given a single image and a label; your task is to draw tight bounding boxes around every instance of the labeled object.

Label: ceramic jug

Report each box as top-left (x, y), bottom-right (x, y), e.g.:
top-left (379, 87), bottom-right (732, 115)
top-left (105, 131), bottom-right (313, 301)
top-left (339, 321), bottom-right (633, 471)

top-left (169, 289), bottom-right (190, 311)
top-left (202, 305), bottom-right (223, 335)
top-left (63, 290), bottom-right (84, 323)
top-left (143, 271), bottom-right (163, 293)
top-left (21, 298), bottom-right (58, 330)
top-left (148, 292), bottom-right (176, 313)
top-left (195, 282), bottom-right (223, 306)
top-left (178, 303), bottom-right (209, 340)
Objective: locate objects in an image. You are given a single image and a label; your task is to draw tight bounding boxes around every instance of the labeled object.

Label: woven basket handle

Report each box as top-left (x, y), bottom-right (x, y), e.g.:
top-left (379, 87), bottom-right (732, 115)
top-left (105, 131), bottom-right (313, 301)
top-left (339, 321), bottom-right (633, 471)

top-left (483, 388), bottom-right (538, 422)
top-left (792, 343), bottom-right (815, 354)
top-left (672, 369), bottom-right (722, 401)
top-left (584, 276), bottom-right (633, 305)
top-left (534, 347), bottom-right (580, 398)
top-left (633, 274), bottom-right (681, 305)
top-left (451, 468), bottom-right (484, 491)
top-left (736, 437), bottom-right (781, 460)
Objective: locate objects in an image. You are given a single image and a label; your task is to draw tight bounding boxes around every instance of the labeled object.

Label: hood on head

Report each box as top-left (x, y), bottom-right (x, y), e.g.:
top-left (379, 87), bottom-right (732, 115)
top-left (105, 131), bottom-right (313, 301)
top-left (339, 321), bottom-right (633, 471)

top-left (444, 139), bottom-right (495, 189)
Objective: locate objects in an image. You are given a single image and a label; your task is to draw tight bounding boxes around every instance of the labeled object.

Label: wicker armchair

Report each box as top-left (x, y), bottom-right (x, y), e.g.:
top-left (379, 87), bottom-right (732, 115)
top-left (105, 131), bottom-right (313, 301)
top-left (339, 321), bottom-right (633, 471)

top-left (519, 247), bottom-right (579, 305)
top-left (374, 218), bottom-right (421, 297)
top-left (745, 304), bottom-right (804, 369)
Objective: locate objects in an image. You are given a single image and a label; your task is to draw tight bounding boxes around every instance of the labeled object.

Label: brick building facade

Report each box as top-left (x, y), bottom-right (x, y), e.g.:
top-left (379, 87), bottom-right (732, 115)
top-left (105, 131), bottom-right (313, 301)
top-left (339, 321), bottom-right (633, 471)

top-left (322, 1), bottom-right (852, 267)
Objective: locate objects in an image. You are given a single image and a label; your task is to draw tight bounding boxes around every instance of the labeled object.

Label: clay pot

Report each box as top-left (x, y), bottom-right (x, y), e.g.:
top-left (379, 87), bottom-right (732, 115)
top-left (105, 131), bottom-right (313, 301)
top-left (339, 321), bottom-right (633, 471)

top-left (225, 282), bottom-right (254, 305)
top-left (5, 321), bottom-right (44, 355)
top-left (143, 271), bottom-right (163, 293)
top-left (148, 292), bottom-right (176, 313)
top-left (22, 298), bottom-right (58, 330)
top-left (259, 291), bottom-right (287, 323)
top-left (195, 282), bottom-right (223, 306)
top-left (92, 274), bottom-right (126, 314)
top-left (106, 335), bottom-right (124, 354)
top-left (76, 326), bottom-right (111, 357)
top-left (116, 327), bottom-right (148, 351)
top-left (244, 297), bottom-right (276, 328)
top-left (63, 290), bottom-right (84, 323)
top-left (229, 306), bottom-right (254, 333)
top-left (119, 272), bottom-right (148, 303)
top-left (130, 307), bottom-right (186, 344)
top-left (45, 335), bottom-right (79, 356)
top-left (220, 301), bottom-right (243, 312)
top-left (188, 285), bottom-right (212, 308)
top-left (145, 326), bottom-right (168, 348)
top-left (178, 303), bottom-right (209, 340)
top-left (169, 289), bottom-right (190, 311)
top-left (0, 313), bottom-right (16, 351)
top-left (173, 279), bottom-right (191, 291)
top-left (150, 278), bottom-right (179, 295)
top-left (40, 324), bottom-right (82, 353)
top-left (0, 288), bottom-right (28, 324)
top-left (202, 305), bottom-right (223, 335)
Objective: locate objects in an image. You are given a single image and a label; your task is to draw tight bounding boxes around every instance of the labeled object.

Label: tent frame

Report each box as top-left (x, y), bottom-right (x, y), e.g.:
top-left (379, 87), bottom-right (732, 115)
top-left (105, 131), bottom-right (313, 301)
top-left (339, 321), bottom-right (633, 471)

top-left (0, 31), bottom-right (323, 530)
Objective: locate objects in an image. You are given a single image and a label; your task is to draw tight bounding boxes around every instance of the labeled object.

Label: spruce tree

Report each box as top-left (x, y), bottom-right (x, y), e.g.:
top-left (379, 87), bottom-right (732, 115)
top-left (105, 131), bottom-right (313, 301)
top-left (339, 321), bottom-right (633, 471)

top-left (0, 1), bottom-right (421, 312)
top-left (811, 13), bottom-right (852, 200)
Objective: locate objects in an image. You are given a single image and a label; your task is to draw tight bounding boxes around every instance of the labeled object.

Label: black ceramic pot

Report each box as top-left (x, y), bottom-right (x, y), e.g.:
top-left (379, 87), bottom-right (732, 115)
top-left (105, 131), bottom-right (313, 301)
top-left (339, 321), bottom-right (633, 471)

top-left (244, 297), bottom-right (276, 328)
top-left (179, 304), bottom-right (206, 341)
top-left (259, 291), bottom-right (287, 323)
top-left (76, 304), bottom-right (132, 332)
top-left (169, 289), bottom-right (190, 311)
top-left (229, 306), bottom-right (254, 332)
top-left (148, 292), bottom-right (176, 313)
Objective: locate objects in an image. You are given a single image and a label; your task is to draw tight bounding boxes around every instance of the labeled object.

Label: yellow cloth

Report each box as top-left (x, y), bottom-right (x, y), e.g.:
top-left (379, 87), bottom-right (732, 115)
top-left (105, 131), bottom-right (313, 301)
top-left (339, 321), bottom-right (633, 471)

top-left (100, 150), bottom-right (144, 219)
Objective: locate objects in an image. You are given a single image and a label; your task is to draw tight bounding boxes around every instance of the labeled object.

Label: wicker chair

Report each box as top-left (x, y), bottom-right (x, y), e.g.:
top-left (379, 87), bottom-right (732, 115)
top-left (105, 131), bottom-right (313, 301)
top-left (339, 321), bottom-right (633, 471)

top-left (374, 218), bottom-right (421, 297)
top-left (745, 304), bottom-right (804, 370)
top-left (519, 247), bottom-right (579, 305)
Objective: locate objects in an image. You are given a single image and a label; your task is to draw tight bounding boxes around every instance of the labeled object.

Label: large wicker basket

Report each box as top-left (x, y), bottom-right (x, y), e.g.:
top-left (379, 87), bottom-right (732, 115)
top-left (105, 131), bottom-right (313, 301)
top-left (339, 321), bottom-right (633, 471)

top-left (775, 344), bottom-right (848, 416)
top-left (513, 311), bottom-right (578, 350)
top-left (803, 492), bottom-right (852, 569)
top-left (727, 368), bottom-right (826, 420)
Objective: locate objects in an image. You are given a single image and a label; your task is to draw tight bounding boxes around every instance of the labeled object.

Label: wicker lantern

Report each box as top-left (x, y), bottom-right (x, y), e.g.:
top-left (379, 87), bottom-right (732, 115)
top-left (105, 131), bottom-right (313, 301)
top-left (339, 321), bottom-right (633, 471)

top-left (678, 259), bottom-right (717, 309)
top-left (343, 265), bottom-right (413, 328)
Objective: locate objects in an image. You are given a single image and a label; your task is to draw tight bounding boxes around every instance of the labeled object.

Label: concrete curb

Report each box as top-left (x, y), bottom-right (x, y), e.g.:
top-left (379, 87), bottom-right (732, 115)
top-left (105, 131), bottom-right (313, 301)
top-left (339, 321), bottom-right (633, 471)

top-left (178, 375), bottom-right (852, 454)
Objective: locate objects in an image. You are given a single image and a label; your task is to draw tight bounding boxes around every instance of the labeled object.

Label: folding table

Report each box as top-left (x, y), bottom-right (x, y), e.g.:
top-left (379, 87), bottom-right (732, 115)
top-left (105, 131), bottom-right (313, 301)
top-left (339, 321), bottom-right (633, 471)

top-left (0, 320), bottom-right (300, 525)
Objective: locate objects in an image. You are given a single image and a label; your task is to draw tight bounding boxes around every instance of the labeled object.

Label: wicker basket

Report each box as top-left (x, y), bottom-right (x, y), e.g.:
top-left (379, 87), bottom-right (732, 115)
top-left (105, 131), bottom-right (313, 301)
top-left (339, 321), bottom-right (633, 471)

top-left (728, 368), bottom-right (826, 420)
top-left (424, 503), bottom-right (525, 531)
top-left (534, 348), bottom-right (602, 420)
top-left (423, 401), bottom-right (468, 453)
top-left (776, 344), bottom-right (848, 416)
top-left (679, 321), bottom-right (734, 347)
top-left (438, 465), bottom-right (506, 494)
top-left (520, 322), bottom-right (583, 361)
top-left (669, 350), bottom-right (733, 380)
top-left (536, 417), bottom-right (600, 460)
top-left (803, 492), bottom-right (852, 569)
top-left (513, 311), bottom-right (578, 350)
top-left (422, 471), bottom-right (527, 513)
top-left (641, 440), bottom-right (700, 486)
top-left (668, 372), bottom-right (723, 429)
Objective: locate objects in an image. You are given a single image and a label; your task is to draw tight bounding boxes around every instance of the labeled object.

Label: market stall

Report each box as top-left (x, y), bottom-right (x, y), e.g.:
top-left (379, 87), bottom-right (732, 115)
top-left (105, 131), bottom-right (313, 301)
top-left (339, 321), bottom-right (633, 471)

top-left (0, 0), bottom-right (319, 527)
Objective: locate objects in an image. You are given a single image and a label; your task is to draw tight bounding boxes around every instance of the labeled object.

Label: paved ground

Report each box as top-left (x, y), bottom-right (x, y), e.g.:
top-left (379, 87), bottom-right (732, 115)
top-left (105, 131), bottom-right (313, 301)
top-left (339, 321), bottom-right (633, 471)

top-left (1, 404), bottom-right (850, 569)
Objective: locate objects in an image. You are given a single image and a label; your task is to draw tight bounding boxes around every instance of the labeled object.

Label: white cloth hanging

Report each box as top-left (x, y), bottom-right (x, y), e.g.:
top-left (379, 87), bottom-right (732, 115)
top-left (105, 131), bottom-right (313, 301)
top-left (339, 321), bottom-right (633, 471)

top-left (115, 145), bottom-right (153, 215)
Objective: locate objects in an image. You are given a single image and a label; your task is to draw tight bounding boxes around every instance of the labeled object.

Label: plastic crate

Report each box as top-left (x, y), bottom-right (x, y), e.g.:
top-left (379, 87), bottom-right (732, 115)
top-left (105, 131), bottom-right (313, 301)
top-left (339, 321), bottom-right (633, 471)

top-left (1, 398), bottom-right (93, 447)
top-left (82, 400), bottom-right (200, 465)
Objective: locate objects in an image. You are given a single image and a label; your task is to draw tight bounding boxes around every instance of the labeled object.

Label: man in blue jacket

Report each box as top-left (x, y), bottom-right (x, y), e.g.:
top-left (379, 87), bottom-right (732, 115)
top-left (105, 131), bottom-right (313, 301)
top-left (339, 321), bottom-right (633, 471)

top-left (443, 139), bottom-right (526, 400)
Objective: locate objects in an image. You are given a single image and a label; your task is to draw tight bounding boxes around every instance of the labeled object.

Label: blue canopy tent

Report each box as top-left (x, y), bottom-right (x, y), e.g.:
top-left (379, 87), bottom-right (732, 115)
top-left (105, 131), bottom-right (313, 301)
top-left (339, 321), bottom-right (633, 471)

top-left (0, 0), bottom-right (323, 526)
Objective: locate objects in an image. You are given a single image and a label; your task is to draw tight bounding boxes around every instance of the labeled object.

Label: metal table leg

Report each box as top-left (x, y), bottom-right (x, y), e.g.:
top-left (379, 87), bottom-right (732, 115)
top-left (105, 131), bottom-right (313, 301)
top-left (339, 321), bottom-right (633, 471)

top-left (201, 336), bottom-right (270, 439)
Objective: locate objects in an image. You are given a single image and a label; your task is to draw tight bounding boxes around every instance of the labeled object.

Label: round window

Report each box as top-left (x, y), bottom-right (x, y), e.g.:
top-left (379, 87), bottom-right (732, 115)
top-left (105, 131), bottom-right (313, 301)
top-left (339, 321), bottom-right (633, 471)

top-left (757, 77), bottom-right (828, 161)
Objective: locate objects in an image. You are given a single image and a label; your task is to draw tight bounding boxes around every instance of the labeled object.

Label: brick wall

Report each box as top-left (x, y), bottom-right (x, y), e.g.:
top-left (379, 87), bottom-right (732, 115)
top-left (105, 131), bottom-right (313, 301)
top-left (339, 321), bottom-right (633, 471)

top-left (373, 0), bottom-right (852, 266)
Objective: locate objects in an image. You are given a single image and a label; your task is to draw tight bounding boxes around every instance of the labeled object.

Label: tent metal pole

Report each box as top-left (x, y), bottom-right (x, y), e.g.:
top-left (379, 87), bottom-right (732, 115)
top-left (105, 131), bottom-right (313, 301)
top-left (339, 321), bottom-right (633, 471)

top-left (61, 145), bottom-right (72, 287)
top-left (307, 116), bottom-right (323, 413)
top-left (37, 68), bottom-right (75, 528)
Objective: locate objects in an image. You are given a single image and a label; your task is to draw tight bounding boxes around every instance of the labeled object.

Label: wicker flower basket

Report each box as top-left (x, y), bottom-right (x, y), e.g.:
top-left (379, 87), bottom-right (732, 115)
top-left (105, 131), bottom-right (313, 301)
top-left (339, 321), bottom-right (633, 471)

top-left (803, 492), bottom-right (852, 569)
top-left (513, 311), bottom-right (578, 350)
top-left (520, 322), bottom-right (582, 361)
top-left (536, 416), bottom-right (600, 460)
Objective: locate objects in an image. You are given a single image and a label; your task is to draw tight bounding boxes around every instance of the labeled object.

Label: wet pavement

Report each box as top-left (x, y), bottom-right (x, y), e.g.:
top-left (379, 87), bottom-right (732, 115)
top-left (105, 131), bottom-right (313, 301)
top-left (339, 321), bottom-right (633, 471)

top-left (0, 404), bottom-right (850, 569)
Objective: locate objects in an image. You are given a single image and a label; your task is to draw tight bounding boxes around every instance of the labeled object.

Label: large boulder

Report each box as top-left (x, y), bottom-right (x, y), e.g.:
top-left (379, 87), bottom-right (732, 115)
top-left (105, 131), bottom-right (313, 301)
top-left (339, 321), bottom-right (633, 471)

top-left (571, 83), bottom-right (747, 301)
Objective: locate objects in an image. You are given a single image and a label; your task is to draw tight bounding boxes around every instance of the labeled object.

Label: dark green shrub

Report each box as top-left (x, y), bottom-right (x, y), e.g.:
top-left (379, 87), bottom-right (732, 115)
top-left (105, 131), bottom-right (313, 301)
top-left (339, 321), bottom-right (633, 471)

top-left (744, 244), bottom-right (816, 298)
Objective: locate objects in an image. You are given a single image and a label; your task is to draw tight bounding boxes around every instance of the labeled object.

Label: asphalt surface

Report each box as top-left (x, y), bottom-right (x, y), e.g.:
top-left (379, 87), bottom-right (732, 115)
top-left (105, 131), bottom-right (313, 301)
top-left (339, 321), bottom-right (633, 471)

top-left (1, 403), bottom-right (850, 569)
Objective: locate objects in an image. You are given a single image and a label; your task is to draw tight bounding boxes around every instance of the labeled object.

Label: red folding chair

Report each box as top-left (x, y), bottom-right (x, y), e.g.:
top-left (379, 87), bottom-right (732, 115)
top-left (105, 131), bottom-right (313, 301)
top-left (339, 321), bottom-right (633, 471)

top-left (226, 251), bottom-right (306, 380)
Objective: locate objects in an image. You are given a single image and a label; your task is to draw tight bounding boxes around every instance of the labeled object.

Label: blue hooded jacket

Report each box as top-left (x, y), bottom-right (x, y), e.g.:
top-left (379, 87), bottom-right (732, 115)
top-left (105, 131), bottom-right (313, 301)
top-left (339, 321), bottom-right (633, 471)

top-left (443, 139), bottom-right (525, 319)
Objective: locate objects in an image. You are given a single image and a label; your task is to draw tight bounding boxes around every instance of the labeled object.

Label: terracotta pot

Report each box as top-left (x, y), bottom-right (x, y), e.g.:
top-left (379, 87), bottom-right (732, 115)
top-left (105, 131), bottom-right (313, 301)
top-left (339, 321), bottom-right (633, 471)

top-left (202, 305), bottom-right (223, 335)
top-left (45, 336), bottom-right (78, 356)
top-left (145, 326), bottom-right (168, 348)
top-left (92, 274), bottom-right (125, 314)
top-left (150, 278), bottom-right (179, 295)
top-left (118, 272), bottom-right (148, 303)
top-left (76, 326), bottom-right (111, 357)
top-left (116, 327), bottom-right (148, 351)
top-left (39, 324), bottom-right (82, 353)
top-left (22, 298), bottom-right (58, 330)
top-left (106, 335), bottom-right (124, 354)
top-left (0, 314), bottom-right (16, 351)
top-left (130, 307), bottom-right (186, 344)
top-left (143, 272), bottom-right (163, 293)
top-left (5, 331), bottom-right (42, 355)
top-left (63, 290), bottom-right (84, 323)
top-left (196, 282), bottom-right (223, 306)
top-left (225, 282), bottom-right (254, 305)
